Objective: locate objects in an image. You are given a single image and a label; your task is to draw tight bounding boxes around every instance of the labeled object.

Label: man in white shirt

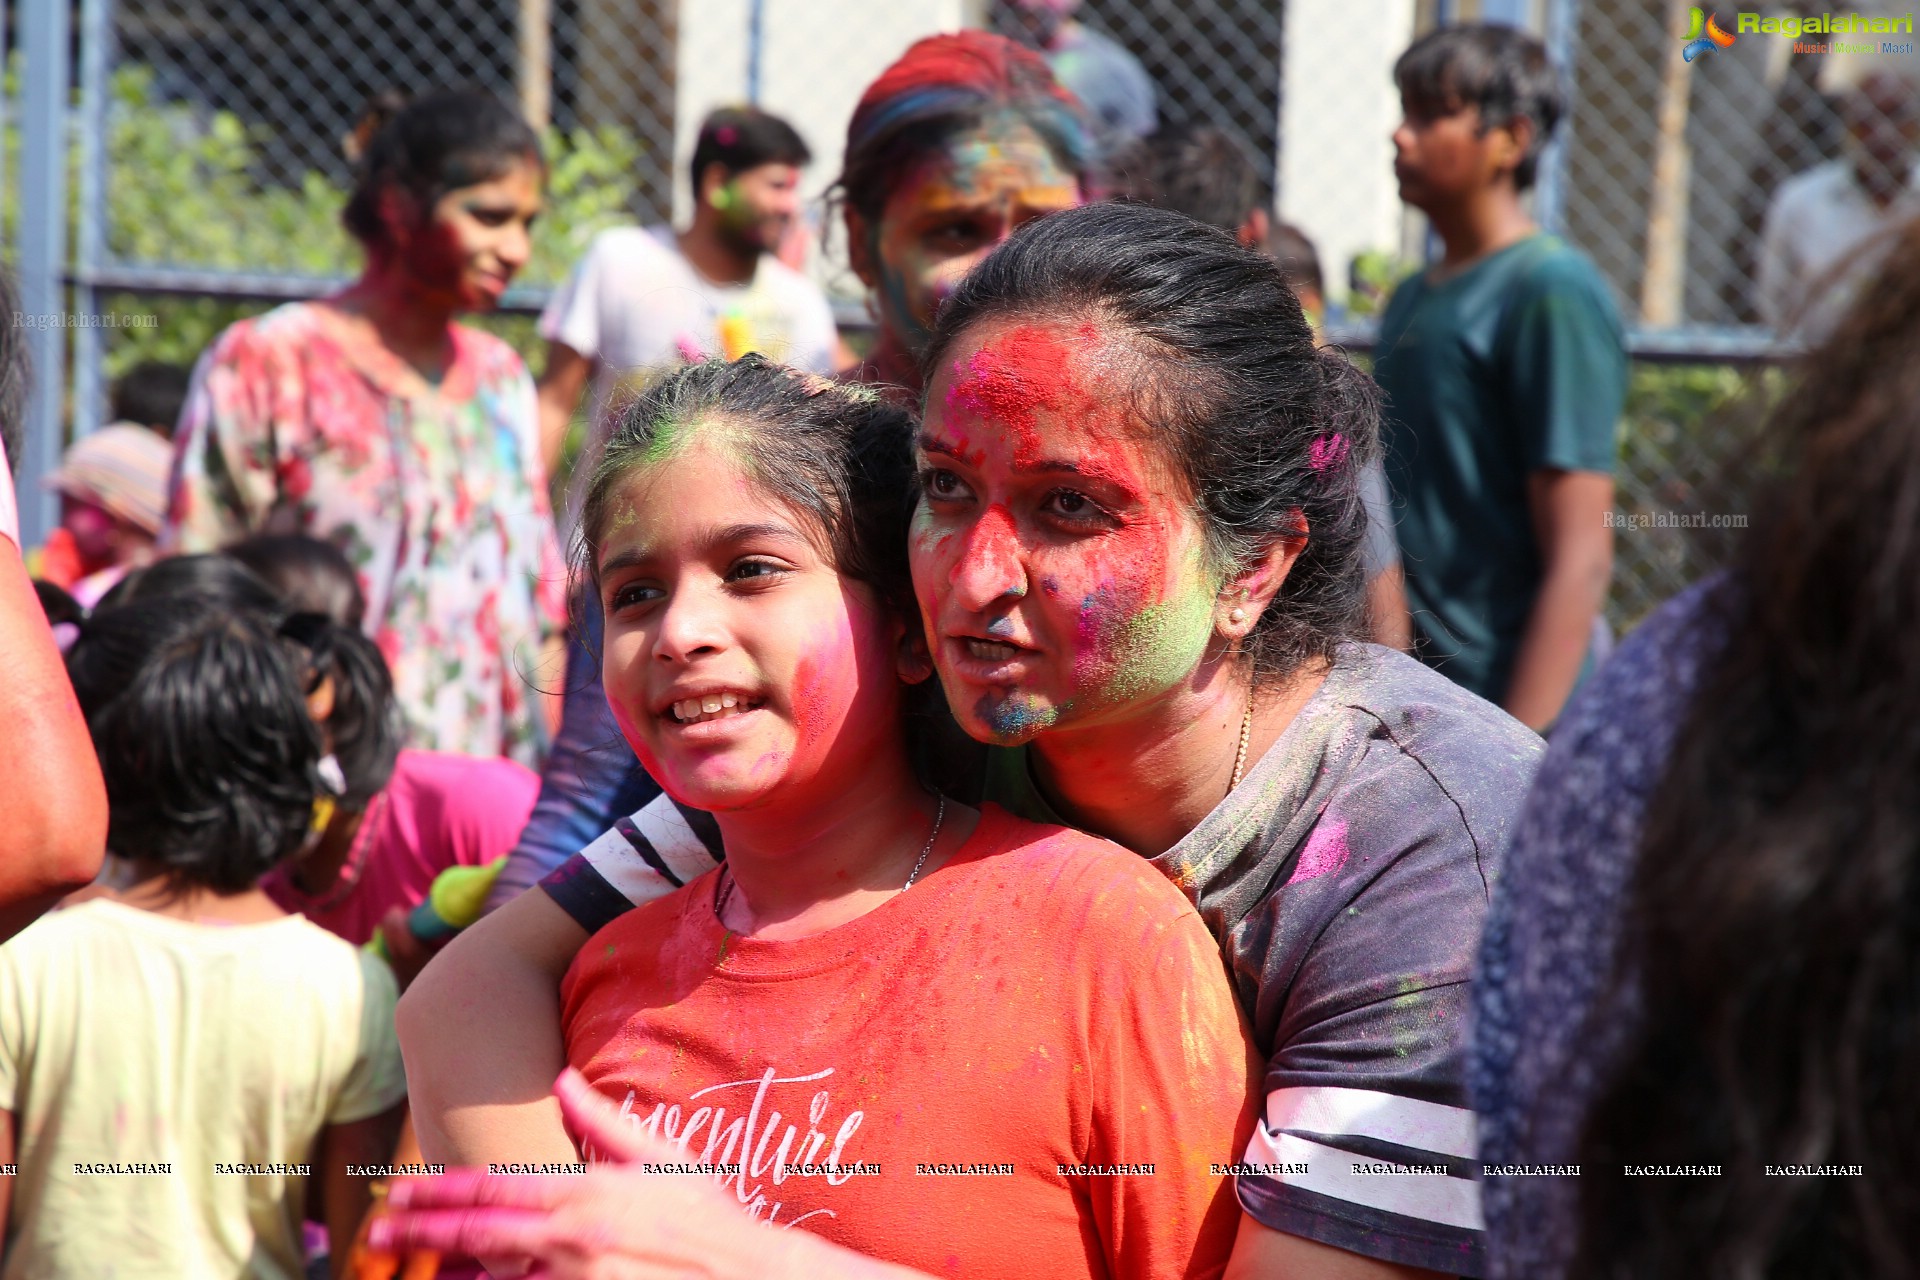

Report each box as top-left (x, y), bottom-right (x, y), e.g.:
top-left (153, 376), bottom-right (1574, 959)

top-left (1758, 69), bottom-right (1920, 343)
top-left (536, 106), bottom-right (839, 485)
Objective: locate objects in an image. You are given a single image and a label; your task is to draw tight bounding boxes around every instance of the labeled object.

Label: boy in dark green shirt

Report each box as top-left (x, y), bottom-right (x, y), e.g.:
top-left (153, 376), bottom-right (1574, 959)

top-left (1375, 24), bottom-right (1627, 730)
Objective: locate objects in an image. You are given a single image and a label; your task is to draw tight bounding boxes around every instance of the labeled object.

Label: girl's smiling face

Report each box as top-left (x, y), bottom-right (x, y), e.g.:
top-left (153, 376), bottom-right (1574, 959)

top-left (596, 431), bottom-right (916, 812)
top-left (909, 317), bottom-right (1225, 744)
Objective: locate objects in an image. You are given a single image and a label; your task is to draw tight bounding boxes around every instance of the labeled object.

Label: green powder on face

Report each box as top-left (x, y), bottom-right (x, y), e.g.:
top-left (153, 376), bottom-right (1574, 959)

top-left (1084, 554), bottom-right (1222, 710)
top-left (1104, 592), bottom-right (1218, 702)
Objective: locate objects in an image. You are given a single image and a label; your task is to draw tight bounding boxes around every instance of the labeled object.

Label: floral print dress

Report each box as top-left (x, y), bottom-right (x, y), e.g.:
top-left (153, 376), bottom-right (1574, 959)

top-left (163, 300), bottom-right (566, 765)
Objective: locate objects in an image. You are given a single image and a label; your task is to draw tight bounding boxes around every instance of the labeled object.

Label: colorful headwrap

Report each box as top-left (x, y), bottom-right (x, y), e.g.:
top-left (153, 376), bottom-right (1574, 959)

top-left (838, 30), bottom-right (1093, 220)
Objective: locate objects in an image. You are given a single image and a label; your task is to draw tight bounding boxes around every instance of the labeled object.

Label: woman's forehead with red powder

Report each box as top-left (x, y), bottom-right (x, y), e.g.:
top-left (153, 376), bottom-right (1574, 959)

top-left (931, 317), bottom-right (1180, 497)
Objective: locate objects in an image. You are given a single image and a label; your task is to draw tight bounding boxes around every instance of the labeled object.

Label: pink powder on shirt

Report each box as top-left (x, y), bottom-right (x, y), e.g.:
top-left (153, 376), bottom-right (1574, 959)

top-left (1286, 817), bottom-right (1350, 885)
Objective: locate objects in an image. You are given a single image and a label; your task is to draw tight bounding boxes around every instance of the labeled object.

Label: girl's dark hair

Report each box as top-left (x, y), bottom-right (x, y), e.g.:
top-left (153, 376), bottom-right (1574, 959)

top-left (95, 550), bottom-right (399, 806)
top-left (578, 354), bottom-right (919, 613)
top-left (1569, 221), bottom-right (1920, 1276)
top-left (66, 596), bottom-right (322, 894)
top-left (341, 88), bottom-right (543, 249)
top-left (926, 200), bottom-right (1379, 684)
top-left (227, 533), bottom-right (367, 628)
top-left (1394, 23), bottom-right (1566, 191)
top-left (831, 31), bottom-right (1092, 231)
top-left (277, 610), bottom-right (401, 808)
top-left (96, 552), bottom-right (286, 617)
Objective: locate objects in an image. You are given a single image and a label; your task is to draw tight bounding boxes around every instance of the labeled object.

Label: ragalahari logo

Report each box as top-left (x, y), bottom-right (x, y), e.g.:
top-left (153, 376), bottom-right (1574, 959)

top-left (1682, 7), bottom-right (1738, 61)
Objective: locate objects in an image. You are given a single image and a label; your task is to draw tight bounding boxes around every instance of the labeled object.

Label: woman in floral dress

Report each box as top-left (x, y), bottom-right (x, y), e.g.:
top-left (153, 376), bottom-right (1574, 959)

top-left (163, 90), bottom-right (565, 764)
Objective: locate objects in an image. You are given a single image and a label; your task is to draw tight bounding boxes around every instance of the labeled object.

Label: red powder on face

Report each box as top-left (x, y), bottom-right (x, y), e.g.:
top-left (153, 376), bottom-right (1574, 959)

top-left (957, 502), bottom-right (1023, 592)
top-left (944, 324), bottom-right (1076, 451)
top-left (945, 322), bottom-right (1118, 458)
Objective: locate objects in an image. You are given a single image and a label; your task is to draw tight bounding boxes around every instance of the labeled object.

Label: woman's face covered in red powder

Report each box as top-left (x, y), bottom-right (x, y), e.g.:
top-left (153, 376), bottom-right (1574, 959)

top-left (910, 317), bottom-right (1224, 744)
top-left (596, 433), bottom-right (916, 814)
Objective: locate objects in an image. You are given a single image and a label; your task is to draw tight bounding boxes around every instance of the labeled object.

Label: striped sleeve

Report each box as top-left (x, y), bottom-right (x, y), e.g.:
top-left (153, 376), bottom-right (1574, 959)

top-left (1237, 1084), bottom-right (1483, 1275)
top-left (538, 793), bottom-right (724, 934)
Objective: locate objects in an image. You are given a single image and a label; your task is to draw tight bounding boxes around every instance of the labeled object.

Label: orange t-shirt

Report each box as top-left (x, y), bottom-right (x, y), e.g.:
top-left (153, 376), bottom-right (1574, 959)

top-left (560, 803), bottom-right (1259, 1280)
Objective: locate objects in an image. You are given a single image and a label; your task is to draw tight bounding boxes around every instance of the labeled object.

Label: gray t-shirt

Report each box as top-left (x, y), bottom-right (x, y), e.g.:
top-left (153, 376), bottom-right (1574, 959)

top-left (540, 643), bottom-right (1541, 1277)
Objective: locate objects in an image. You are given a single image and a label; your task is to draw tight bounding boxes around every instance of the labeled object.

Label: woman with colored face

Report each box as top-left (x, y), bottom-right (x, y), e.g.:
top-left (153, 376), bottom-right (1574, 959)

top-left (907, 204), bottom-right (1542, 1278)
top-left (161, 90), bottom-right (564, 764)
top-left (405, 206), bottom-right (1542, 1280)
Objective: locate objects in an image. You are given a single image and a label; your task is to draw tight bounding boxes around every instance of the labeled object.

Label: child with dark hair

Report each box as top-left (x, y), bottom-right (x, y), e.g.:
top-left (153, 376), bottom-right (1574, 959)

top-left (225, 536), bottom-right (538, 977)
top-left (0, 596), bottom-right (405, 1277)
top-left (391, 355), bottom-right (1256, 1278)
top-left (110, 359), bottom-right (194, 440)
top-left (535, 103), bottom-right (837, 484)
top-left (1376, 23), bottom-right (1626, 731)
top-left (162, 88), bottom-right (565, 766)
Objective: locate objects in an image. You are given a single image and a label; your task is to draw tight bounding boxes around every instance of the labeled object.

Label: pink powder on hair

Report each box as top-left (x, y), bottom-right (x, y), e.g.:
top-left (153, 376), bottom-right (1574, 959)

top-left (1308, 433), bottom-right (1349, 473)
top-left (1286, 817), bottom-right (1349, 885)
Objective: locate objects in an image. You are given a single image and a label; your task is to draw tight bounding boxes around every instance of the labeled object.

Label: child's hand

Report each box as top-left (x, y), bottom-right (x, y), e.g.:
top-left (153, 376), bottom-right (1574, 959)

top-left (374, 908), bottom-right (435, 990)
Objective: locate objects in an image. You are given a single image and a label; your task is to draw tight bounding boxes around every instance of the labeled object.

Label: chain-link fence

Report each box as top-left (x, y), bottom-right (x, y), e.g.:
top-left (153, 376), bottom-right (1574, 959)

top-left (7, 0), bottom-right (1909, 622)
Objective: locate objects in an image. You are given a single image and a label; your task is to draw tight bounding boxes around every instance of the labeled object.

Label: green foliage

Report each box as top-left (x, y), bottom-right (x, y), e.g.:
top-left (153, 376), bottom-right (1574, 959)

top-left (2, 62), bottom-right (644, 381)
top-left (1621, 361), bottom-right (1755, 432)
top-left (1343, 248), bottom-right (1415, 318)
top-left (1608, 361), bottom-right (1782, 629)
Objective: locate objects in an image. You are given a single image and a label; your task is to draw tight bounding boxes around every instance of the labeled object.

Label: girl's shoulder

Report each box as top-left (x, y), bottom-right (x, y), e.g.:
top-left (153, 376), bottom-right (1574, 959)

top-left (205, 300), bottom-right (331, 364)
top-left (962, 803), bottom-right (1199, 923)
top-left (451, 323), bottom-right (532, 385)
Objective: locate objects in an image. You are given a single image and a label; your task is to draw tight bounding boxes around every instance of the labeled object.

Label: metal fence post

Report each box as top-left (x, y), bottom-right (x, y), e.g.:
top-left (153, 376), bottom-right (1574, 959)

top-left (1535, 0), bottom-right (1579, 236)
top-left (15, 0), bottom-right (75, 549)
top-left (1, 0), bottom-right (9, 219)
top-left (71, 0), bottom-right (113, 443)
top-left (747, 0), bottom-right (767, 104)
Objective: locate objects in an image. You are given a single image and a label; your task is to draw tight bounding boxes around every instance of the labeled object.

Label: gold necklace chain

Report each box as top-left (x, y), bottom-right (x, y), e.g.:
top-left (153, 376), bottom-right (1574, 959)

top-left (1229, 693), bottom-right (1254, 794)
top-left (714, 795), bottom-right (948, 929)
